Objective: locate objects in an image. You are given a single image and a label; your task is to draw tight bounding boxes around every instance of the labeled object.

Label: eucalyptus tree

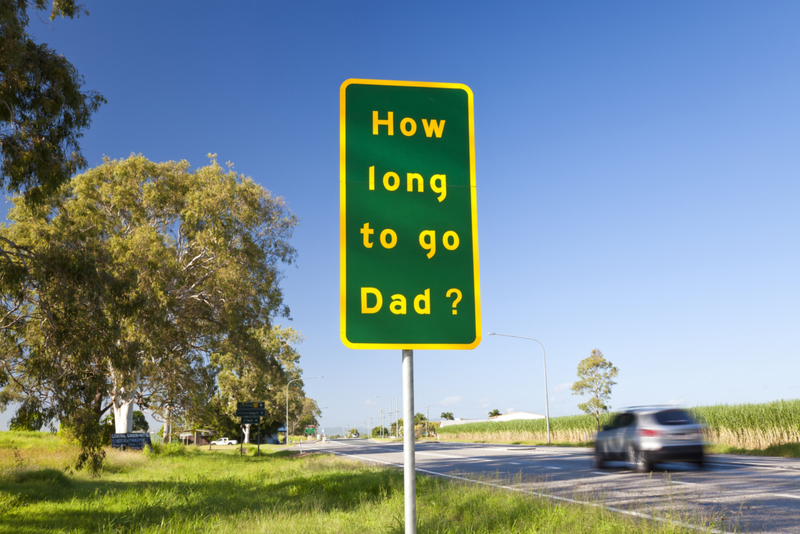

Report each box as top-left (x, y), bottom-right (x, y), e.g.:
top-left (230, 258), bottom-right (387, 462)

top-left (1, 0), bottom-right (105, 205)
top-left (0, 0), bottom-right (105, 342)
top-left (0, 154), bottom-right (297, 469)
top-left (213, 325), bottom-right (305, 444)
top-left (571, 349), bottom-right (619, 431)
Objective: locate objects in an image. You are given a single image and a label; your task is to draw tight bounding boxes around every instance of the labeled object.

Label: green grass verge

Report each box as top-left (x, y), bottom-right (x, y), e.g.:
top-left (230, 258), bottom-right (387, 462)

top-left (0, 431), bottom-right (717, 533)
top-left (706, 442), bottom-right (800, 458)
top-left (435, 436), bottom-right (594, 447)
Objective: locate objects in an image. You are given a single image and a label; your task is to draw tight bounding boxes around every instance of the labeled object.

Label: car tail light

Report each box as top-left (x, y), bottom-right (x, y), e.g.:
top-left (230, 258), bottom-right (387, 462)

top-left (639, 429), bottom-right (662, 437)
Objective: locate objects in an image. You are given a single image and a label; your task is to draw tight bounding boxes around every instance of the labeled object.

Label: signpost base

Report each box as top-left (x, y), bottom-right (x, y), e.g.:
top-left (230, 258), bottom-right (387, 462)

top-left (402, 349), bottom-right (417, 534)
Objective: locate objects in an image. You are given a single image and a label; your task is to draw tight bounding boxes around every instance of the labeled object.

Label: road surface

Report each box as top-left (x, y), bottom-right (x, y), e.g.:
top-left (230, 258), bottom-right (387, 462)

top-left (299, 438), bottom-right (800, 533)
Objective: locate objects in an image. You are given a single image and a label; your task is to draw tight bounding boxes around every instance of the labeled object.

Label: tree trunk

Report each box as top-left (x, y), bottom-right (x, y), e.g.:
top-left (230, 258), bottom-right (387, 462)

top-left (110, 366), bottom-right (139, 434)
top-left (163, 406), bottom-right (171, 444)
top-left (243, 423), bottom-right (251, 444)
top-left (113, 388), bottom-right (136, 434)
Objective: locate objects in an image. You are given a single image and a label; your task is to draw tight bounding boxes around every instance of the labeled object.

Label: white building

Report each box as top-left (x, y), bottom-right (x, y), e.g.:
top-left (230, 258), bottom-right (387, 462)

top-left (439, 411), bottom-right (545, 428)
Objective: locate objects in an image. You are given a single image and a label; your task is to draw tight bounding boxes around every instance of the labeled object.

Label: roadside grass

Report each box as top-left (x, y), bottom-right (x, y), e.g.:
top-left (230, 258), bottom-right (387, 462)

top-left (438, 413), bottom-right (613, 445)
top-left (435, 436), bottom-right (595, 448)
top-left (0, 430), bottom-right (719, 533)
top-left (706, 442), bottom-right (800, 458)
top-left (438, 398), bottom-right (800, 456)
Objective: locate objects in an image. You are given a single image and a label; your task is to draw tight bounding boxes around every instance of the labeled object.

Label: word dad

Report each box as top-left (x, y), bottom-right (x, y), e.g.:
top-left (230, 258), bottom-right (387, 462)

top-left (361, 287), bottom-right (463, 315)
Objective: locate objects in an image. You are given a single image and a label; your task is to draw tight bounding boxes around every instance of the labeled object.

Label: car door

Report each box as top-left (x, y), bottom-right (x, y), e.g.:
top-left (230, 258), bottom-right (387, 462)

top-left (601, 414), bottom-right (624, 458)
top-left (609, 413), bottom-right (635, 457)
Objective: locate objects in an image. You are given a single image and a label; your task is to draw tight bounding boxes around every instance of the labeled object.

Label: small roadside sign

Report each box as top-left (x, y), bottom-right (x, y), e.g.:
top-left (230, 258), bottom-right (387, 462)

top-left (236, 408), bottom-right (266, 416)
top-left (236, 401), bottom-right (266, 417)
top-left (240, 416), bottom-right (261, 425)
top-left (237, 401), bottom-right (264, 409)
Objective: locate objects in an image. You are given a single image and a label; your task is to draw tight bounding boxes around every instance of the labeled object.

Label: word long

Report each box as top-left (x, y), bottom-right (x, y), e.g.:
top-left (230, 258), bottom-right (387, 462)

top-left (368, 167), bottom-right (447, 202)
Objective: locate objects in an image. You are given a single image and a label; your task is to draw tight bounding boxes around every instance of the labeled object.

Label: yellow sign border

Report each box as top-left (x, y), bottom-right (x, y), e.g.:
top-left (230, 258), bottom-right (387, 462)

top-left (340, 78), bottom-right (482, 350)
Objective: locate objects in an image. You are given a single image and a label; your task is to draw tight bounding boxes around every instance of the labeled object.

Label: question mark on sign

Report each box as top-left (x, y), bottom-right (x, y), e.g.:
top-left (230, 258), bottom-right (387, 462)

top-left (446, 289), bottom-right (462, 315)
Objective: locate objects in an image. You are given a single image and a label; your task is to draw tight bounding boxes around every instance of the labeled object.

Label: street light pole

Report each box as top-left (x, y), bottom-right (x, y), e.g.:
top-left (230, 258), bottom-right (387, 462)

top-left (487, 333), bottom-right (550, 444)
top-left (286, 376), bottom-right (323, 445)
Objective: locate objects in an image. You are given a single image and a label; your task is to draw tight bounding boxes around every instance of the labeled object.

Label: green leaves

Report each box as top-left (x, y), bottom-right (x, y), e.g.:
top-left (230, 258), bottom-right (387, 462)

top-left (0, 0), bottom-right (104, 206)
top-left (571, 349), bottom-right (619, 429)
top-left (0, 154), bottom-right (298, 470)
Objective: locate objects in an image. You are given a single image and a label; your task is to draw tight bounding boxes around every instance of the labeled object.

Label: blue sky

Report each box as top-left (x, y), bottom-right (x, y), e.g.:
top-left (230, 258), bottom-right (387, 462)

top-left (4, 1), bottom-right (799, 431)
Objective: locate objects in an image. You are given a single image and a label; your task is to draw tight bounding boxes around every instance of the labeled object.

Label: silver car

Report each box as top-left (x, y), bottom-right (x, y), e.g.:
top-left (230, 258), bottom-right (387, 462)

top-left (594, 407), bottom-right (705, 472)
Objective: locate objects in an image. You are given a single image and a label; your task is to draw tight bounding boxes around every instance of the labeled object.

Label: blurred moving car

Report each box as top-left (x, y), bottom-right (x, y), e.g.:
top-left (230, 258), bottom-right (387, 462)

top-left (595, 407), bottom-right (705, 472)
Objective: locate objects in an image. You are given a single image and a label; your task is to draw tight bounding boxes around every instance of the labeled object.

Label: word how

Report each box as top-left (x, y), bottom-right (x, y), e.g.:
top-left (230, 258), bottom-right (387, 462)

top-left (361, 287), bottom-right (463, 315)
top-left (368, 166), bottom-right (447, 202)
top-left (373, 111), bottom-right (445, 138)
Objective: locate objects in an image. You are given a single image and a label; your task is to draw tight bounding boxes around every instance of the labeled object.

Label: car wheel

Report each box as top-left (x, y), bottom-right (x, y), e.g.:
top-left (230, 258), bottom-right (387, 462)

top-left (627, 446), bottom-right (651, 473)
top-left (594, 449), bottom-right (607, 469)
top-left (694, 452), bottom-right (705, 470)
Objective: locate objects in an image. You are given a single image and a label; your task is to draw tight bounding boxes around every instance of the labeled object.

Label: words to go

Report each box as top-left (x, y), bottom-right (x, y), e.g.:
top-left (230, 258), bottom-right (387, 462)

top-left (360, 224), bottom-right (459, 258)
top-left (361, 287), bottom-right (463, 315)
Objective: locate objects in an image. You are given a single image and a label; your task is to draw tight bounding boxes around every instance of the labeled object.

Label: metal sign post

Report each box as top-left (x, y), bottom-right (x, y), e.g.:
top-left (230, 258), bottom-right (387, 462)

top-left (235, 402), bottom-right (266, 456)
top-left (340, 79), bottom-right (480, 534)
top-left (402, 349), bottom-right (416, 533)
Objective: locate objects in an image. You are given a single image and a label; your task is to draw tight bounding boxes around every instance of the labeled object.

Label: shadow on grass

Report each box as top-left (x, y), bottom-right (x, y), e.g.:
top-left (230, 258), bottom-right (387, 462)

top-left (0, 453), bottom-right (403, 533)
top-left (2, 449), bottom-right (724, 533)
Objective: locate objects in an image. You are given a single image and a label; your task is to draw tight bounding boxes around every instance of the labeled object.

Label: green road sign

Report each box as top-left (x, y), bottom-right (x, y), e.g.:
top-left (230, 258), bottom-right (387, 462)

top-left (236, 401), bottom-right (265, 417)
top-left (236, 409), bottom-right (266, 416)
top-left (340, 79), bottom-right (481, 349)
top-left (240, 416), bottom-right (261, 425)
top-left (304, 427), bottom-right (315, 434)
top-left (237, 401), bottom-right (264, 409)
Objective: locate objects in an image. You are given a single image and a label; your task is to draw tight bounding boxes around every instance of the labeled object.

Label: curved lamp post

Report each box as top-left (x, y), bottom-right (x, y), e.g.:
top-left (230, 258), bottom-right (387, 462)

top-left (286, 376), bottom-right (323, 445)
top-left (487, 333), bottom-right (550, 444)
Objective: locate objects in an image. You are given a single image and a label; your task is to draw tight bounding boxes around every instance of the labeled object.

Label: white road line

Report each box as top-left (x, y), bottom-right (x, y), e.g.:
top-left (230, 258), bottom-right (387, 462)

top-left (543, 466), bottom-right (562, 470)
top-left (671, 481), bottom-right (696, 486)
top-left (591, 471), bottom-right (609, 475)
top-left (774, 493), bottom-right (800, 500)
top-left (416, 452), bottom-right (465, 459)
top-left (328, 450), bottom-right (731, 534)
top-left (506, 462), bottom-right (523, 465)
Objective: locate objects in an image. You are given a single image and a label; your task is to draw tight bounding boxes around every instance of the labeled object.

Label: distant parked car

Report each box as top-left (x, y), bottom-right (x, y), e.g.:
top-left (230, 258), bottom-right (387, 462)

top-left (211, 437), bottom-right (238, 446)
top-left (595, 407), bottom-right (705, 472)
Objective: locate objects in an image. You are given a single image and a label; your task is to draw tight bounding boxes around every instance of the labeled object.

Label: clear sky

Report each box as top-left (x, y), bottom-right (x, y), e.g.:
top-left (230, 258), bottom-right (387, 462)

top-left (5, 1), bottom-right (799, 432)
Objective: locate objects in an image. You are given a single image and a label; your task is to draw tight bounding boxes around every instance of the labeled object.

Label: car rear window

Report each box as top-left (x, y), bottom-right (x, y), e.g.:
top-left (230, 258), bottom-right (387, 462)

top-left (654, 409), bottom-right (694, 426)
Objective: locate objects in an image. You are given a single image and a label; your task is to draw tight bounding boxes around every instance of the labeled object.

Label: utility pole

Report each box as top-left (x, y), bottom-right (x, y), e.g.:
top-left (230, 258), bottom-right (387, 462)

top-left (426, 405), bottom-right (430, 437)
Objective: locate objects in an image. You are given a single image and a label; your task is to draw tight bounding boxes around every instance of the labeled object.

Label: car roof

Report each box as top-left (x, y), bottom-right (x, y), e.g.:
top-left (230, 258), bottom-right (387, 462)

top-left (618, 405), bottom-right (686, 414)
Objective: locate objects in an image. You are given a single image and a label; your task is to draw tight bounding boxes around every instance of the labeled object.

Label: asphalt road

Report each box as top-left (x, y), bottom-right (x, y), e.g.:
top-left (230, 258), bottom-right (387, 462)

top-left (299, 438), bottom-right (800, 533)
